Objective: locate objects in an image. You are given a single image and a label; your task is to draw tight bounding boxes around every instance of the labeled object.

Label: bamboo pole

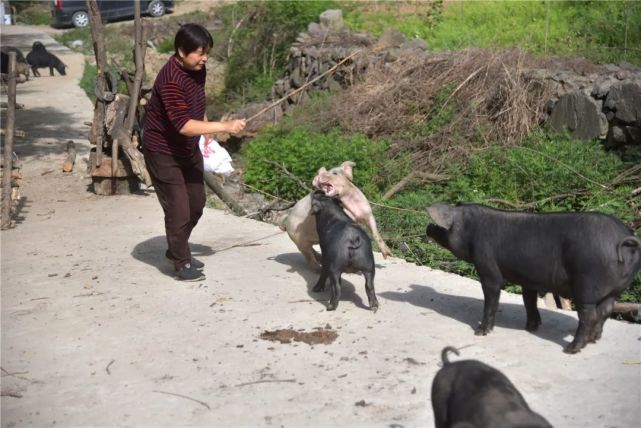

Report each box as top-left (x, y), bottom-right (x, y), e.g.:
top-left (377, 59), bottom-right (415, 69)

top-left (1, 52), bottom-right (16, 230)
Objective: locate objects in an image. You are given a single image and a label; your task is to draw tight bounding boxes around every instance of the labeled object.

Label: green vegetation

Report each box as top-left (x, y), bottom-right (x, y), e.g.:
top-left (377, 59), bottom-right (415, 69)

top-left (343, 0), bottom-right (641, 65)
top-left (13, 1), bottom-right (52, 26)
top-left (212, 0), bottom-right (336, 107)
top-left (242, 126), bottom-right (387, 201)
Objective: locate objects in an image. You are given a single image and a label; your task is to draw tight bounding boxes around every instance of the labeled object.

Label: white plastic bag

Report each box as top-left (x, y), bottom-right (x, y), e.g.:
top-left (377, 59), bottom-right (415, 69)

top-left (198, 136), bottom-right (234, 176)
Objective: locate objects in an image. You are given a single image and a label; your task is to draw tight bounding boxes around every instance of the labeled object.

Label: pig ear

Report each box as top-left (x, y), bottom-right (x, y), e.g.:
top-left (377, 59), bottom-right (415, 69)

top-left (426, 204), bottom-right (458, 229)
top-left (311, 196), bottom-right (321, 214)
top-left (341, 161), bottom-right (355, 180)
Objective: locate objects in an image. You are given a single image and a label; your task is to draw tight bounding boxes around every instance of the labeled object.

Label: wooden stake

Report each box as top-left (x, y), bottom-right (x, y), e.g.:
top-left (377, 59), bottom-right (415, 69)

top-left (1, 52), bottom-right (16, 230)
top-left (63, 140), bottom-right (76, 172)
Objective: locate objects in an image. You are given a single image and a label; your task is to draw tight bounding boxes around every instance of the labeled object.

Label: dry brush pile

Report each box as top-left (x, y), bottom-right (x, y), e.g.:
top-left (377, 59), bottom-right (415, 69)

top-left (328, 48), bottom-right (564, 174)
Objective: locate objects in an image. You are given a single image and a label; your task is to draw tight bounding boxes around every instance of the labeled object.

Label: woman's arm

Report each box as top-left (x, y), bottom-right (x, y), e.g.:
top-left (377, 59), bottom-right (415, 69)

top-left (179, 118), bottom-right (246, 136)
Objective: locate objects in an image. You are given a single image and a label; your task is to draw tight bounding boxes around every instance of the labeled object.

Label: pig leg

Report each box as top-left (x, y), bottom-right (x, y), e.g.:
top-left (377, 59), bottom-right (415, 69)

top-left (522, 288), bottom-right (542, 331)
top-left (363, 270), bottom-right (378, 312)
top-left (476, 268), bottom-right (504, 335)
top-left (297, 242), bottom-right (321, 272)
top-left (49, 66), bottom-right (54, 76)
top-left (565, 303), bottom-right (597, 354)
top-left (590, 296), bottom-right (615, 343)
top-left (365, 216), bottom-right (392, 259)
top-left (312, 266), bottom-right (328, 292)
top-left (326, 271), bottom-right (342, 311)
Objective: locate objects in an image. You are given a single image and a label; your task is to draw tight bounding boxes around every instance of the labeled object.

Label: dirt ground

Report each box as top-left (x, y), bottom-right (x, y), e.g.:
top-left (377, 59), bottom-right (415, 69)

top-left (1, 20), bottom-right (640, 428)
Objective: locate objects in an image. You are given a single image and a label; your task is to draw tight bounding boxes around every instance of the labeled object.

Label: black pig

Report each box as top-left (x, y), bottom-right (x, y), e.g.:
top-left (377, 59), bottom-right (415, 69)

top-left (311, 191), bottom-right (378, 312)
top-left (26, 42), bottom-right (66, 77)
top-left (425, 203), bottom-right (641, 353)
top-left (431, 346), bottom-right (552, 428)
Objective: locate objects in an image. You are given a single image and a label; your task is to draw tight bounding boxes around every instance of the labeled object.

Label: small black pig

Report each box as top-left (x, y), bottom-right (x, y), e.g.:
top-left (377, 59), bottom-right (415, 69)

top-left (26, 42), bottom-right (66, 77)
top-left (311, 191), bottom-right (378, 312)
top-left (431, 346), bottom-right (552, 428)
top-left (425, 203), bottom-right (641, 353)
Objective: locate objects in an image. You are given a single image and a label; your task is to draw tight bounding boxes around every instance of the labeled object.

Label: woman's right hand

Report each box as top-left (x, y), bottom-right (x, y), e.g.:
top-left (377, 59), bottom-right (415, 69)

top-left (226, 119), bottom-right (246, 135)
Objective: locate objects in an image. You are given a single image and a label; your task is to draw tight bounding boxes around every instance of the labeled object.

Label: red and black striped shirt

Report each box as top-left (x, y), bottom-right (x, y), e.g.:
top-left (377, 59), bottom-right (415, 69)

top-left (143, 55), bottom-right (206, 158)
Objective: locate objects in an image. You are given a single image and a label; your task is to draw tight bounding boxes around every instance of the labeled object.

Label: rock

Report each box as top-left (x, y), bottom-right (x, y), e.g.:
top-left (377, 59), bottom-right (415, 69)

top-left (319, 9), bottom-right (343, 31)
top-left (548, 91), bottom-right (608, 139)
top-left (604, 82), bottom-right (641, 124)
top-left (402, 38), bottom-right (428, 51)
top-left (375, 28), bottom-right (406, 50)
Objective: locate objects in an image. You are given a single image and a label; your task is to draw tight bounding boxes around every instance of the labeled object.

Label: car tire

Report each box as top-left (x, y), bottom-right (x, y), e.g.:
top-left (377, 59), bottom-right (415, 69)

top-left (72, 11), bottom-right (89, 28)
top-left (147, 0), bottom-right (166, 17)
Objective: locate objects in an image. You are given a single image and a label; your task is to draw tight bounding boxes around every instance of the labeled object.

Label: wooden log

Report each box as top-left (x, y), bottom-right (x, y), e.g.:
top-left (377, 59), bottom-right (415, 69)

top-left (1, 102), bottom-right (23, 109)
top-left (612, 301), bottom-right (641, 321)
top-left (63, 140), bottom-right (76, 172)
top-left (1, 52), bottom-right (16, 230)
top-left (105, 94), bottom-right (151, 186)
top-left (0, 128), bottom-right (25, 138)
top-left (204, 173), bottom-right (247, 216)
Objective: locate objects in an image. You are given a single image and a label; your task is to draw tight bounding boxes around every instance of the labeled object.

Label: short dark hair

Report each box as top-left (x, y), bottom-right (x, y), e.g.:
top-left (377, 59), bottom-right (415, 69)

top-left (174, 23), bottom-right (213, 56)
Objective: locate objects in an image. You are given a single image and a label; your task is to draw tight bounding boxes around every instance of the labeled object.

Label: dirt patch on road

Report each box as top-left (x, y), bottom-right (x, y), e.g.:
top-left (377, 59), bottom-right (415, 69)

top-left (260, 326), bottom-right (338, 345)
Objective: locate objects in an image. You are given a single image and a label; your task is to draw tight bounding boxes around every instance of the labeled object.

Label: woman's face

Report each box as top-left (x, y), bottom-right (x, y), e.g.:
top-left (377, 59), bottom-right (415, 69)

top-left (178, 47), bottom-right (209, 71)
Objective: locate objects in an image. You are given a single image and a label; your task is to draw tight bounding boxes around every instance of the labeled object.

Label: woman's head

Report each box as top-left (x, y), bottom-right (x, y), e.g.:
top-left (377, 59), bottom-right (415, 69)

top-left (174, 23), bottom-right (213, 71)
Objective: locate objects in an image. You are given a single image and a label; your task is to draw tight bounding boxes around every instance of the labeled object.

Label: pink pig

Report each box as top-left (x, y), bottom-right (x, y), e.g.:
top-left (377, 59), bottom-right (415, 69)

top-left (282, 161), bottom-right (391, 272)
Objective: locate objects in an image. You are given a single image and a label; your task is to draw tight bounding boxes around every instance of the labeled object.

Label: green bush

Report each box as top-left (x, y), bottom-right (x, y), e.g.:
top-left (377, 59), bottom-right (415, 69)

top-left (342, 1), bottom-right (641, 65)
top-left (376, 131), bottom-right (640, 301)
top-left (242, 126), bottom-right (387, 201)
top-left (214, 0), bottom-right (336, 105)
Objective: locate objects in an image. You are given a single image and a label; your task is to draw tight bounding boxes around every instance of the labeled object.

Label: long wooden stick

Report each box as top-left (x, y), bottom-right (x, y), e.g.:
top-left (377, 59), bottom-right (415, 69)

top-left (246, 50), bottom-right (360, 123)
top-left (1, 52), bottom-right (16, 230)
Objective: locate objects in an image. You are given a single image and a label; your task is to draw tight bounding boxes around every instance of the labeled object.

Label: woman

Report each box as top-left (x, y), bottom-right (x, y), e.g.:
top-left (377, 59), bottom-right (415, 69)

top-left (143, 23), bottom-right (246, 281)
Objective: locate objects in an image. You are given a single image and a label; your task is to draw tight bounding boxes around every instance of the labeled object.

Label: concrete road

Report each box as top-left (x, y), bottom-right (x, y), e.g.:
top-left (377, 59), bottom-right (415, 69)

top-left (1, 24), bottom-right (640, 428)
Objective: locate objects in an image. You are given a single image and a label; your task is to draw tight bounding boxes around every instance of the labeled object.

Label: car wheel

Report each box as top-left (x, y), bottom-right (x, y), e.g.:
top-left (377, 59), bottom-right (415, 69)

top-left (72, 11), bottom-right (89, 28)
top-left (147, 0), bottom-right (166, 17)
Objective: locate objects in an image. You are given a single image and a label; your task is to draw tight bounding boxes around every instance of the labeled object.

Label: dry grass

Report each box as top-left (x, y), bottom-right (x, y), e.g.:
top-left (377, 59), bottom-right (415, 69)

top-left (326, 48), bottom-right (570, 173)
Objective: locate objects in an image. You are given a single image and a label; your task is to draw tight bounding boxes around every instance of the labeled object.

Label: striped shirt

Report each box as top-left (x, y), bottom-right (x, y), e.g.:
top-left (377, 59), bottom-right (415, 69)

top-left (143, 55), bottom-right (206, 158)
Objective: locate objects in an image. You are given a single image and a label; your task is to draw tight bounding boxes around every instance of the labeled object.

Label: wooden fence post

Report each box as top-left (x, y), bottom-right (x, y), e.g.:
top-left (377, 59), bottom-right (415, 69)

top-left (1, 52), bottom-right (16, 229)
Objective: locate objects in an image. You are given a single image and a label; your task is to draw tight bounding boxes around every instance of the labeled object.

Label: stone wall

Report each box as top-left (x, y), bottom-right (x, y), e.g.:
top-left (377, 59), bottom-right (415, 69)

top-left (237, 10), bottom-right (641, 148)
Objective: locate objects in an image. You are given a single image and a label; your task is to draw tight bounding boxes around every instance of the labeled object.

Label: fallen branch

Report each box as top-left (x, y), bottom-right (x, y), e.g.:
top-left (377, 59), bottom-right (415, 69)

top-left (263, 159), bottom-right (311, 192)
top-left (105, 359), bottom-right (115, 375)
top-left (204, 173), bottom-right (247, 216)
top-left (153, 390), bottom-right (211, 410)
top-left (382, 171), bottom-right (450, 200)
top-left (235, 378), bottom-right (297, 387)
top-left (0, 102), bottom-right (23, 109)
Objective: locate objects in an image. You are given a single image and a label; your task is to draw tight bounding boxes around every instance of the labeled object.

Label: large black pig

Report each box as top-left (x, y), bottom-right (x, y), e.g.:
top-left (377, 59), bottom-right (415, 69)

top-left (425, 203), bottom-right (641, 353)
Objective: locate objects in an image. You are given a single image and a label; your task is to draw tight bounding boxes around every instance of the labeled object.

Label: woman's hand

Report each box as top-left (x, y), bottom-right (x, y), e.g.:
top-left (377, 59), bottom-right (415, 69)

top-left (225, 119), bottom-right (246, 135)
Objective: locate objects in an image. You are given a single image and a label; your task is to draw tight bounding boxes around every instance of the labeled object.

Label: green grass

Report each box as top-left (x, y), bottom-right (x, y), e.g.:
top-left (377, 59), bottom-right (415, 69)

top-left (342, 0), bottom-right (641, 65)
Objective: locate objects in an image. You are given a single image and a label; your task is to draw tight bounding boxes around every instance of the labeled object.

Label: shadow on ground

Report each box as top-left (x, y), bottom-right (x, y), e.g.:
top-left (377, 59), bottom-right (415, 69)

top-left (380, 284), bottom-right (578, 349)
top-left (271, 252), bottom-right (372, 311)
top-left (132, 235), bottom-right (215, 278)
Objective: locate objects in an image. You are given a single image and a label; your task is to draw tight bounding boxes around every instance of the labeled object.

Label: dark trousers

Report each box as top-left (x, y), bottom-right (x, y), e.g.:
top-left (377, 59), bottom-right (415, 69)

top-left (143, 147), bottom-right (205, 269)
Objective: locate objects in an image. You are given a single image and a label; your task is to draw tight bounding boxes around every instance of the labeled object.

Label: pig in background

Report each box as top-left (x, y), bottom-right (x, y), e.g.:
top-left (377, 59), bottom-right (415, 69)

top-left (311, 191), bottom-right (378, 312)
top-left (425, 202), bottom-right (641, 354)
top-left (0, 48), bottom-right (30, 82)
top-left (26, 41), bottom-right (67, 77)
top-left (431, 346), bottom-right (552, 428)
top-left (282, 161), bottom-right (391, 271)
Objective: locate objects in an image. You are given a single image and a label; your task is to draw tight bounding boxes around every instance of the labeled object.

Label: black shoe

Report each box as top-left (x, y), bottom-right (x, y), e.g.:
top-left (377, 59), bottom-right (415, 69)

top-left (175, 263), bottom-right (206, 281)
top-left (190, 257), bottom-right (205, 269)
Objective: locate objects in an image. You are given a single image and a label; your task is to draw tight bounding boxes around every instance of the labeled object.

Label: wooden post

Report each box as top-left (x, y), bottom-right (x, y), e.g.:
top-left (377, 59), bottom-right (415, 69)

top-left (63, 140), bottom-right (76, 172)
top-left (1, 52), bottom-right (16, 230)
top-left (126, 0), bottom-right (146, 135)
top-left (204, 173), bottom-right (247, 216)
top-left (86, 0), bottom-right (108, 168)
